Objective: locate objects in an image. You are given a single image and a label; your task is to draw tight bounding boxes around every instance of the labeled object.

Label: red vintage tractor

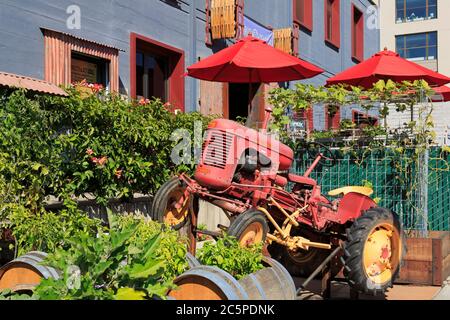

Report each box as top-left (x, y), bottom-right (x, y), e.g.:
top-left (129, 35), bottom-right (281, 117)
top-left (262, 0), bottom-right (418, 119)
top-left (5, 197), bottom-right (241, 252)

top-left (151, 106), bottom-right (404, 295)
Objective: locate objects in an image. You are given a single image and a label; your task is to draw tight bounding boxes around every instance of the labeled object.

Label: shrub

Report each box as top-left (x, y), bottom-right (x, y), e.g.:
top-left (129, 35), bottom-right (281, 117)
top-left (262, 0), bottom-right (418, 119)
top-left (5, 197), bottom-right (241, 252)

top-left (0, 87), bottom-right (214, 208)
top-left (197, 235), bottom-right (264, 280)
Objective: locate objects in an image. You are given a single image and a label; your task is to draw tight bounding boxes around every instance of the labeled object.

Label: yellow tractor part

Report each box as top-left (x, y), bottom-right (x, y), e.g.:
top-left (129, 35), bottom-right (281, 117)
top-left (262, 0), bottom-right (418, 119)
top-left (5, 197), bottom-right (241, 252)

top-left (328, 186), bottom-right (374, 197)
top-left (363, 223), bottom-right (401, 285)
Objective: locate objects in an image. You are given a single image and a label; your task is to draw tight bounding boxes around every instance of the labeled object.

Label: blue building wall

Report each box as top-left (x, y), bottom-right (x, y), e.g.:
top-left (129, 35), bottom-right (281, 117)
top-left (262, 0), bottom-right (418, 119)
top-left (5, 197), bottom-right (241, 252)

top-left (0, 0), bottom-right (380, 124)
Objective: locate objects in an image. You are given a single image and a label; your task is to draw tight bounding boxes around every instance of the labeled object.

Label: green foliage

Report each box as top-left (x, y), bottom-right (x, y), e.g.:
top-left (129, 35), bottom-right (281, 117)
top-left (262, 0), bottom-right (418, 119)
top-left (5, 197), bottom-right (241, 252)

top-left (268, 80), bottom-right (436, 149)
top-left (0, 88), bottom-right (213, 208)
top-left (197, 235), bottom-right (264, 280)
top-left (0, 202), bottom-right (103, 256)
top-left (115, 214), bottom-right (189, 281)
top-left (30, 212), bottom-right (173, 300)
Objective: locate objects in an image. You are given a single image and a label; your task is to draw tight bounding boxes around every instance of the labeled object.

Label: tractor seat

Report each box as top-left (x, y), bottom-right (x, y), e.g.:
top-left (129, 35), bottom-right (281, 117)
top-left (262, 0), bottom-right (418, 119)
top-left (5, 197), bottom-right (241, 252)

top-left (288, 174), bottom-right (317, 187)
top-left (328, 186), bottom-right (373, 197)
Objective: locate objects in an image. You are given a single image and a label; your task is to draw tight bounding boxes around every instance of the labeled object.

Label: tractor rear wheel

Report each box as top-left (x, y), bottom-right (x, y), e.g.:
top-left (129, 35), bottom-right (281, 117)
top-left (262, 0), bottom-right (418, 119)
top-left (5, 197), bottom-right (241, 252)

top-left (151, 177), bottom-right (196, 234)
top-left (341, 207), bottom-right (404, 295)
top-left (227, 209), bottom-right (269, 247)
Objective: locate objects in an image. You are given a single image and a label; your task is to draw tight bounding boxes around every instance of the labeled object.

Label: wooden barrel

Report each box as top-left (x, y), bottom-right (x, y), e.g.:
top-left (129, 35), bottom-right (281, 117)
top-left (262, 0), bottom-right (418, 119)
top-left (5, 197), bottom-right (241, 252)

top-left (0, 251), bottom-right (60, 292)
top-left (237, 256), bottom-right (297, 300)
top-left (168, 265), bottom-right (249, 300)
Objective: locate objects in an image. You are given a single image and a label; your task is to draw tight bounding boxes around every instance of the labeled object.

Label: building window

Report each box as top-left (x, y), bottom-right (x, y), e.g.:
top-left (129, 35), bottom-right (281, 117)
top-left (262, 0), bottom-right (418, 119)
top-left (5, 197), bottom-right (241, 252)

top-left (396, 0), bottom-right (437, 23)
top-left (324, 0), bottom-right (340, 48)
top-left (294, 0), bottom-right (313, 31)
top-left (352, 5), bottom-right (364, 62)
top-left (42, 29), bottom-right (119, 91)
top-left (130, 33), bottom-right (185, 111)
top-left (396, 32), bottom-right (437, 61)
top-left (353, 111), bottom-right (378, 127)
top-left (71, 53), bottom-right (109, 87)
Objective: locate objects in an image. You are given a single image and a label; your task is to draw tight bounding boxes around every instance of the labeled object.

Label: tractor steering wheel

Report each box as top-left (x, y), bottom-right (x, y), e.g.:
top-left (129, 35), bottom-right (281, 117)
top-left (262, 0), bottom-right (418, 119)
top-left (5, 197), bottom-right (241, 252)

top-left (305, 141), bottom-right (337, 167)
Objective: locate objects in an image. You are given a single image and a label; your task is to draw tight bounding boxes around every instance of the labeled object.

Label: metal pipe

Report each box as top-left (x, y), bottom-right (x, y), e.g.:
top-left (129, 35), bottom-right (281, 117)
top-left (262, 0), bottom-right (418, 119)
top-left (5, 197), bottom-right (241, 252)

top-left (297, 245), bottom-right (342, 294)
top-left (270, 197), bottom-right (300, 227)
top-left (210, 199), bottom-right (247, 214)
top-left (258, 207), bottom-right (288, 238)
top-left (304, 155), bottom-right (322, 177)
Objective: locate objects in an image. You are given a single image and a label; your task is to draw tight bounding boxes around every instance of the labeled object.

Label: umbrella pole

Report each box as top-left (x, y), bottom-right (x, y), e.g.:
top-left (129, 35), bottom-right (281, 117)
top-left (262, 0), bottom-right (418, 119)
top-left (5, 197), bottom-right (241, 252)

top-left (248, 69), bottom-right (252, 117)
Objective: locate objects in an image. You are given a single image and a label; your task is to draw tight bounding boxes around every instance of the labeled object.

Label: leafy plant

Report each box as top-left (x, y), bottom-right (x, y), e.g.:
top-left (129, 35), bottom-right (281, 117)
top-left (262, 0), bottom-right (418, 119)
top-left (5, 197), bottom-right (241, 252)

top-left (0, 87), bottom-right (214, 208)
top-left (115, 214), bottom-right (189, 281)
top-left (197, 235), bottom-right (264, 280)
top-left (30, 212), bottom-right (173, 300)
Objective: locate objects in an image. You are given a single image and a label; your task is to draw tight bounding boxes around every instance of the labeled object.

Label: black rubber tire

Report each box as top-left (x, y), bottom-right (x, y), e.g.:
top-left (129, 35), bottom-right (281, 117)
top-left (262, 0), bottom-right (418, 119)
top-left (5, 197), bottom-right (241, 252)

top-left (268, 229), bottom-right (341, 278)
top-left (151, 176), bottom-right (192, 231)
top-left (227, 209), bottom-right (269, 246)
top-left (341, 207), bottom-right (405, 296)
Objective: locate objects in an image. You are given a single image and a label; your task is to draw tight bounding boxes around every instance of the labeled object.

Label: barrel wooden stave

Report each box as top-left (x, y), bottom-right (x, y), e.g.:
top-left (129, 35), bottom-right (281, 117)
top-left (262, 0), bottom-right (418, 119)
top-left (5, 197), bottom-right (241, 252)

top-left (0, 251), bottom-right (60, 292)
top-left (168, 265), bottom-right (249, 300)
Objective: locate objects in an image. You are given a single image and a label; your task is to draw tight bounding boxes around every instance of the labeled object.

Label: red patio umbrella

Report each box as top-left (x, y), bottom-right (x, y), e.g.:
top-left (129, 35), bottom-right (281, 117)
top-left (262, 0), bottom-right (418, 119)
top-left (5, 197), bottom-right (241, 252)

top-left (432, 85), bottom-right (450, 102)
top-left (187, 35), bottom-right (323, 83)
top-left (326, 48), bottom-right (450, 88)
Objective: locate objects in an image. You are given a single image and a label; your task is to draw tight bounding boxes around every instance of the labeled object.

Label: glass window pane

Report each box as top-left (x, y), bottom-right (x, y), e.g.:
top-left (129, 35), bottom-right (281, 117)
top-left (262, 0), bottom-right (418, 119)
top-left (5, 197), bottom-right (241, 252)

top-left (396, 36), bottom-right (405, 50)
top-left (428, 32), bottom-right (437, 46)
top-left (428, 46), bottom-right (437, 60)
top-left (406, 47), bottom-right (426, 60)
top-left (404, 33), bottom-right (426, 48)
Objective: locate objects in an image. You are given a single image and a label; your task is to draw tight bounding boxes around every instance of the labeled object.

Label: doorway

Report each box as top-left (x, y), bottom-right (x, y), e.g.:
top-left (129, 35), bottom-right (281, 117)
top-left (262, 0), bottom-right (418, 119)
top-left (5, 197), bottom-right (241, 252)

top-left (228, 83), bottom-right (261, 122)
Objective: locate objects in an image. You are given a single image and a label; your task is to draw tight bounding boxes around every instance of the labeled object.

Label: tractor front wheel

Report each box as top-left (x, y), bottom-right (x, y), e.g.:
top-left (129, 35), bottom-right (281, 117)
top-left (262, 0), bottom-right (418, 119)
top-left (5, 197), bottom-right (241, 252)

top-left (227, 209), bottom-right (269, 247)
top-left (342, 207), bottom-right (404, 295)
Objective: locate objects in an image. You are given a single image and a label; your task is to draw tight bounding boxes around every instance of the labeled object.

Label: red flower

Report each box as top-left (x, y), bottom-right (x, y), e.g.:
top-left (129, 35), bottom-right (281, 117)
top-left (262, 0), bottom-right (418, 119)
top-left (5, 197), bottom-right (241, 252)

top-left (138, 98), bottom-right (151, 106)
top-left (97, 156), bottom-right (108, 166)
top-left (86, 148), bottom-right (94, 155)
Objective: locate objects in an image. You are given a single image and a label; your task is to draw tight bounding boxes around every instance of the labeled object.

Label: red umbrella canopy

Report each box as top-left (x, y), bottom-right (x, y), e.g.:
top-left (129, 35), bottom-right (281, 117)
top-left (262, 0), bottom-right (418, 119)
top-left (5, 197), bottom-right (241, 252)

top-left (187, 36), bottom-right (323, 83)
top-left (432, 85), bottom-right (450, 102)
top-left (326, 48), bottom-right (450, 88)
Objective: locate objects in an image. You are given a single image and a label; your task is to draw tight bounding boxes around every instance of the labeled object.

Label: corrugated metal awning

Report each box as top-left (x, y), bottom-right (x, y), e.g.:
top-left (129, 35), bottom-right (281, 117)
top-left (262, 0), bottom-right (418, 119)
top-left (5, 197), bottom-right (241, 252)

top-left (40, 27), bottom-right (125, 52)
top-left (0, 71), bottom-right (68, 96)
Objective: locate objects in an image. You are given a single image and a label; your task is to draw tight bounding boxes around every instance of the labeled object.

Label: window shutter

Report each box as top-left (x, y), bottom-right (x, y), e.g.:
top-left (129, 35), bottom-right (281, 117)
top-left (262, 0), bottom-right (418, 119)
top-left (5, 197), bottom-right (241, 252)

top-left (205, 0), bottom-right (212, 46)
top-left (332, 0), bottom-right (340, 48)
top-left (304, 0), bottom-right (313, 31)
top-left (236, 0), bottom-right (245, 40)
top-left (292, 23), bottom-right (300, 57)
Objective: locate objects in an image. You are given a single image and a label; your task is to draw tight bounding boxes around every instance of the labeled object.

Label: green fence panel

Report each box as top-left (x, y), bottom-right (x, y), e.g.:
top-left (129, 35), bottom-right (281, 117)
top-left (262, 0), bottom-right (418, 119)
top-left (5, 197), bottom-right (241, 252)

top-left (293, 147), bottom-right (449, 231)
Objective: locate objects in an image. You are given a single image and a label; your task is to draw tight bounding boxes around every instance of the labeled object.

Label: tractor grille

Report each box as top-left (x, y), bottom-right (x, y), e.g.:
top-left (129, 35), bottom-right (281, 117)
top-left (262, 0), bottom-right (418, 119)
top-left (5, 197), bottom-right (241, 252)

top-left (203, 130), bottom-right (233, 169)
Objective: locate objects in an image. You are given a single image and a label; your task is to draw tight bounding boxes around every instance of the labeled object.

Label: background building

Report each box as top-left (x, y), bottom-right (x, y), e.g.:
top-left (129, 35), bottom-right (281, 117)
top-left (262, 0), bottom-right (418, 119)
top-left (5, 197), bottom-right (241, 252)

top-left (0, 0), bottom-right (379, 132)
top-left (377, 0), bottom-right (450, 145)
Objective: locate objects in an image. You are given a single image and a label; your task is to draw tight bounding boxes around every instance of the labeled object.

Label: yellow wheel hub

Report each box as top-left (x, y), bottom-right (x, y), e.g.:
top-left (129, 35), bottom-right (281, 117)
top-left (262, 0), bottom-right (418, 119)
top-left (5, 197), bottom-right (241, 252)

top-left (239, 222), bottom-right (264, 247)
top-left (164, 187), bottom-right (190, 227)
top-left (363, 223), bottom-right (400, 285)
